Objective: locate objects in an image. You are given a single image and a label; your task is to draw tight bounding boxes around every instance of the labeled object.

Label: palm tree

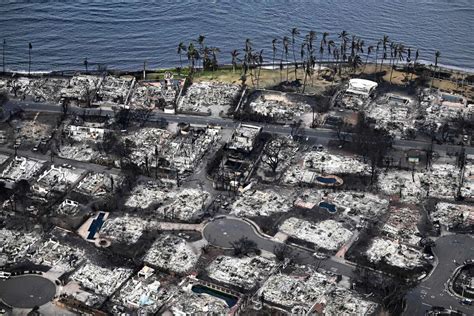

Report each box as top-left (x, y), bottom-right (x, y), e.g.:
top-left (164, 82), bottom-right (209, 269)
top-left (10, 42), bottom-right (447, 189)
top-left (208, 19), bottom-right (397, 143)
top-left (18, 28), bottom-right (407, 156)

top-left (390, 43), bottom-right (406, 84)
top-left (374, 41), bottom-right (381, 80)
top-left (28, 42), bottom-right (32, 75)
top-left (379, 35), bottom-right (390, 73)
top-left (197, 35), bottom-right (206, 70)
top-left (410, 49), bottom-right (420, 81)
top-left (327, 40), bottom-right (335, 62)
top-left (230, 49), bottom-right (240, 73)
top-left (302, 57), bottom-right (314, 93)
top-left (338, 31), bottom-right (349, 75)
top-left (282, 36), bottom-right (290, 82)
top-left (177, 42), bottom-right (187, 69)
top-left (309, 31), bottom-right (317, 51)
top-left (210, 47), bottom-right (220, 71)
top-left (187, 42), bottom-right (197, 73)
top-left (256, 49), bottom-right (264, 88)
top-left (350, 55), bottom-right (363, 73)
top-left (333, 47), bottom-right (340, 81)
top-left (431, 50), bottom-right (441, 89)
top-left (272, 38), bottom-right (278, 70)
top-left (362, 45), bottom-right (374, 74)
top-left (291, 28), bottom-right (300, 78)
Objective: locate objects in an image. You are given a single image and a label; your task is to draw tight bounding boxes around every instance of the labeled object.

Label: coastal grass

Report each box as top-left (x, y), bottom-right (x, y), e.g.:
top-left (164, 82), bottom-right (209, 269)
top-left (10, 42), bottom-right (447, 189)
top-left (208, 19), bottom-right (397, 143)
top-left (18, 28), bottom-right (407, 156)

top-left (145, 64), bottom-right (473, 98)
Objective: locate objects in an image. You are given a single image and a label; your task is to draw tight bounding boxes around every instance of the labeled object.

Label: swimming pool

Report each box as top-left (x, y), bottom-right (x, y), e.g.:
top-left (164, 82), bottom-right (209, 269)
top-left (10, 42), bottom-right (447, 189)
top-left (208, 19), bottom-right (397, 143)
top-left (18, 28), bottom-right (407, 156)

top-left (191, 284), bottom-right (238, 308)
top-left (315, 176), bottom-right (338, 184)
top-left (319, 202), bottom-right (337, 213)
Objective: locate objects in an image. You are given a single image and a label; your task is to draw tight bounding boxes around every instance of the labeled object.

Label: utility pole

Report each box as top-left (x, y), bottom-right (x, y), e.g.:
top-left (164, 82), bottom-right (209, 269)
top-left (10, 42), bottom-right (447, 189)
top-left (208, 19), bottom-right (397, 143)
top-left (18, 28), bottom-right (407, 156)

top-left (2, 39), bottom-right (5, 74)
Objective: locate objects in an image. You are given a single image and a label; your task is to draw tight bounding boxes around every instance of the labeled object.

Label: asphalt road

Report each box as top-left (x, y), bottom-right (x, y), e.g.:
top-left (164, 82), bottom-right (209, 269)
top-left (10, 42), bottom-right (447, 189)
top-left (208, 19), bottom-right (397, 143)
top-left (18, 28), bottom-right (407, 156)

top-left (404, 234), bottom-right (474, 315)
top-left (203, 217), bottom-right (355, 278)
top-left (7, 100), bottom-right (474, 155)
top-left (0, 275), bottom-right (56, 308)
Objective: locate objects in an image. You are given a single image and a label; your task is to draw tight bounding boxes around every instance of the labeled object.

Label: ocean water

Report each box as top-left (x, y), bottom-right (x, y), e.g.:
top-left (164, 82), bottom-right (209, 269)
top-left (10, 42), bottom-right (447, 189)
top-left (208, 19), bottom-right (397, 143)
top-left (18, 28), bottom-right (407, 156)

top-left (1, 0), bottom-right (473, 72)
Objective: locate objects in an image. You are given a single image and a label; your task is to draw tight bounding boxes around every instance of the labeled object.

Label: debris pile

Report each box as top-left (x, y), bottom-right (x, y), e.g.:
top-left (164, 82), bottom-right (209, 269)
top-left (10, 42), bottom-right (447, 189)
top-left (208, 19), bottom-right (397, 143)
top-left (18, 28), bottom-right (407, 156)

top-left (231, 189), bottom-right (293, 217)
top-left (71, 261), bottom-right (133, 296)
top-left (55, 199), bottom-right (81, 216)
top-left (100, 214), bottom-right (149, 244)
top-left (96, 75), bottom-right (134, 105)
top-left (144, 234), bottom-right (199, 274)
top-left (58, 143), bottom-right (99, 162)
top-left (430, 202), bottom-right (474, 230)
top-left (60, 75), bottom-right (102, 106)
top-left (75, 172), bottom-right (121, 196)
top-left (366, 93), bottom-right (417, 136)
top-left (112, 266), bottom-right (174, 313)
top-left (366, 237), bottom-right (425, 269)
top-left (227, 124), bottom-right (262, 153)
top-left (207, 255), bottom-right (276, 290)
top-left (279, 217), bottom-right (352, 251)
top-left (29, 239), bottom-right (84, 272)
top-left (0, 228), bottom-right (40, 263)
top-left (259, 269), bottom-right (377, 315)
top-left (129, 81), bottom-right (164, 110)
top-left (382, 207), bottom-right (421, 245)
top-left (155, 188), bottom-right (210, 221)
top-left (248, 91), bottom-right (312, 121)
top-left (178, 81), bottom-right (240, 115)
top-left (125, 181), bottom-right (174, 209)
top-left (33, 165), bottom-right (84, 196)
top-left (0, 156), bottom-right (44, 185)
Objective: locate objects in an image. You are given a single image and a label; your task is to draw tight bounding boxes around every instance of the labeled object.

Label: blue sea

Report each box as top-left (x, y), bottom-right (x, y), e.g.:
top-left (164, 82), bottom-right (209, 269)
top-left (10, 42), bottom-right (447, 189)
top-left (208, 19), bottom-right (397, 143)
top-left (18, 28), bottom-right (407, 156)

top-left (1, 0), bottom-right (473, 72)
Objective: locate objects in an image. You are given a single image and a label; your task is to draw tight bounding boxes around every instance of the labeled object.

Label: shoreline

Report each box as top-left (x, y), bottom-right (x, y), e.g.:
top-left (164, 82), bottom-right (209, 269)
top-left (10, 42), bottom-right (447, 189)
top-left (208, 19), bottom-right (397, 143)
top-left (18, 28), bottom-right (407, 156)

top-left (3, 61), bottom-right (474, 77)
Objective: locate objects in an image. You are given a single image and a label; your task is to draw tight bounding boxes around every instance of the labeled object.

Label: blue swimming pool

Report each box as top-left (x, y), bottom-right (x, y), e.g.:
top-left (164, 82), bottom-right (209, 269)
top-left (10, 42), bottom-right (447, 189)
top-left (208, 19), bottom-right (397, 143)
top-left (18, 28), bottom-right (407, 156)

top-left (191, 284), bottom-right (238, 308)
top-left (316, 176), bottom-right (338, 184)
top-left (319, 202), bottom-right (337, 213)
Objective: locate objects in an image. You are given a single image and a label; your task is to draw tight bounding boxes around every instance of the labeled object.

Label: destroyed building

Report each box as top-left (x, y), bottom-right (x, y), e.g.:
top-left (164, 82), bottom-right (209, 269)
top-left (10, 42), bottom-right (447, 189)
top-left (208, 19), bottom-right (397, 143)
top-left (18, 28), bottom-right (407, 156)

top-left (60, 75), bottom-right (102, 107)
top-left (382, 207), bottom-right (422, 245)
top-left (366, 237), bottom-right (426, 269)
top-left (279, 217), bottom-right (352, 251)
top-left (144, 234), bottom-right (199, 274)
top-left (96, 75), bottom-right (135, 105)
top-left (71, 261), bottom-right (133, 297)
top-left (112, 266), bottom-right (176, 314)
top-left (178, 81), bottom-right (241, 116)
top-left (259, 269), bottom-right (378, 315)
top-left (207, 255), bottom-right (276, 290)
top-left (0, 228), bottom-right (40, 264)
top-left (430, 202), bottom-right (474, 231)
top-left (0, 156), bottom-right (44, 186)
top-left (75, 172), bottom-right (122, 196)
top-left (231, 188), bottom-right (294, 217)
top-left (245, 90), bottom-right (314, 122)
top-left (32, 165), bottom-right (84, 197)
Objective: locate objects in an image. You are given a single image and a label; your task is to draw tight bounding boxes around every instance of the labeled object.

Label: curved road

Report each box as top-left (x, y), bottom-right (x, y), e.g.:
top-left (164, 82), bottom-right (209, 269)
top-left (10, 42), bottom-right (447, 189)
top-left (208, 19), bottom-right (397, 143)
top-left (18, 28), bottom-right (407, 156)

top-left (405, 234), bottom-right (474, 315)
top-left (203, 217), bottom-right (355, 278)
